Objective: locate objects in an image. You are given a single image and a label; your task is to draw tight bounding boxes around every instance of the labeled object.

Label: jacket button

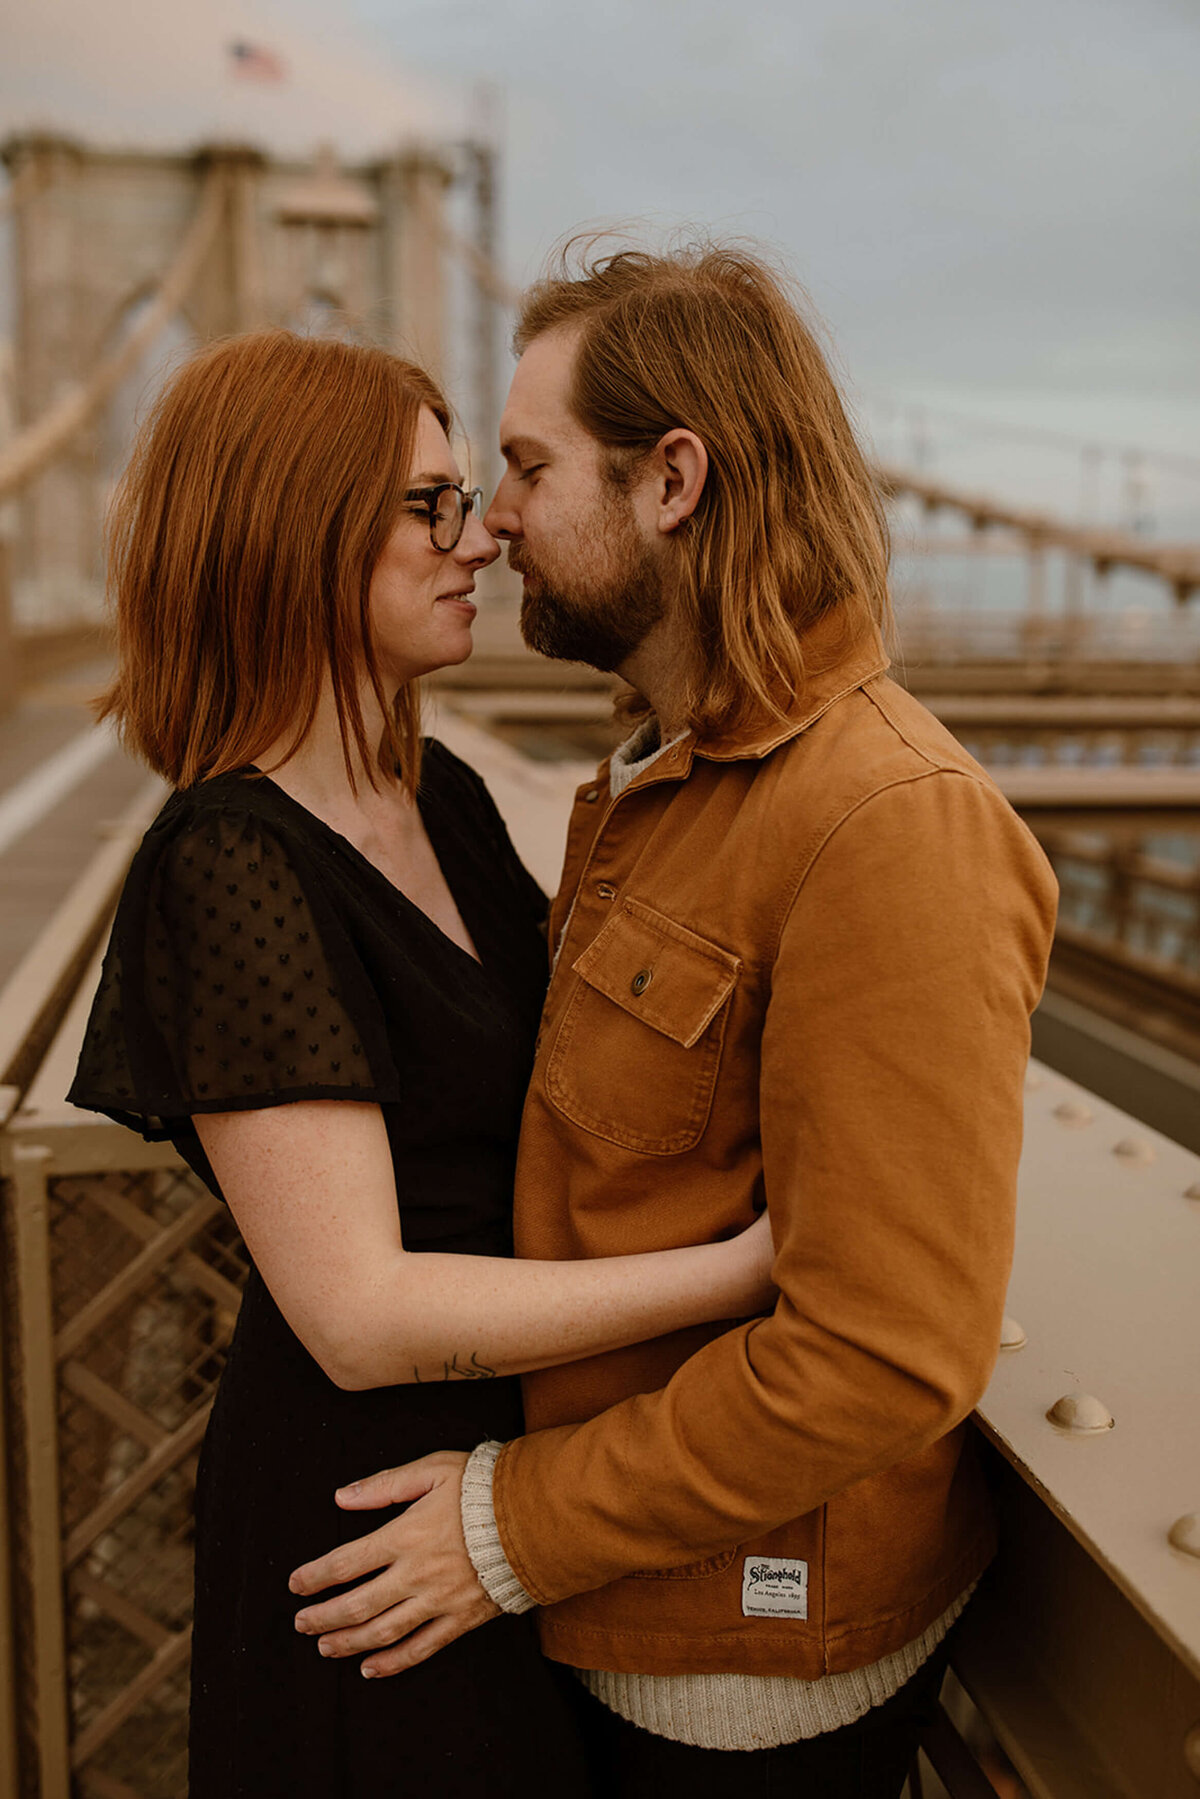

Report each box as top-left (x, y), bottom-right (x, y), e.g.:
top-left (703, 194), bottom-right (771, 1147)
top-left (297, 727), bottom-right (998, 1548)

top-left (582, 788), bottom-right (600, 803)
top-left (630, 968), bottom-right (653, 996)
top-left (596, 882), bottom-right (617, 900)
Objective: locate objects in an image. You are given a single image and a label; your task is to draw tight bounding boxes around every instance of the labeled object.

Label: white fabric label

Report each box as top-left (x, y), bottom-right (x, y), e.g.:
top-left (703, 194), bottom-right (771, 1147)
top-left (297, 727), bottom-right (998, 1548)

top-left (741, 1556), bottom-right (809, 1619)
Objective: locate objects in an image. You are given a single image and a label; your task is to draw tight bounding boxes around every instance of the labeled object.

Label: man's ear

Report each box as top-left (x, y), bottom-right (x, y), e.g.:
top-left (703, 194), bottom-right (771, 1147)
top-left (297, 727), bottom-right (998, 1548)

top-left (653, 430), bottom-right (708, 535)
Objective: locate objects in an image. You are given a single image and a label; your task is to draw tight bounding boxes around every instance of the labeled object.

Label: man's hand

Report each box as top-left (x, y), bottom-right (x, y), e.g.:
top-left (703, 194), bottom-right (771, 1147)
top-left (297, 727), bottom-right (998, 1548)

top-left (288, 1450), bottom-right (501, 1678)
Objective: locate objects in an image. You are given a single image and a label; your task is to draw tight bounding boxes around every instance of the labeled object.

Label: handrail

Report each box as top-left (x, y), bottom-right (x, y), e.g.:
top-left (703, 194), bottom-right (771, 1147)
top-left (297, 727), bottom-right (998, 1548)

top-left (0, 776), bottom-right (165, 1093)
top-left (1038, 827), bottom-right (1200, 895)
top-left (0, 166), bottom-right (228, 501)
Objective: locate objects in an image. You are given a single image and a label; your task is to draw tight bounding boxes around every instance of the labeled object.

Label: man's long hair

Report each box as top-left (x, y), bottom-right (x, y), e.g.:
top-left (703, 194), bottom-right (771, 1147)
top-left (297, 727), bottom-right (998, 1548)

top-left (515, 240), bottom-right (893, 735)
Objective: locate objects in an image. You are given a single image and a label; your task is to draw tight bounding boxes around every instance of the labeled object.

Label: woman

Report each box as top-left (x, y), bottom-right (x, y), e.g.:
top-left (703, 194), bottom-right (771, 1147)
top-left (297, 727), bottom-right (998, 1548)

top-left (67, 331), bottom-right (774, 1797)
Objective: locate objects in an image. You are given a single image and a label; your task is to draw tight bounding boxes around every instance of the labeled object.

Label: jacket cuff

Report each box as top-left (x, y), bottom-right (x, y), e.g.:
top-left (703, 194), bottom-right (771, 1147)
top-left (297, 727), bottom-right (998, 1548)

top-left (460, 1440), bottom-right (537, 1615)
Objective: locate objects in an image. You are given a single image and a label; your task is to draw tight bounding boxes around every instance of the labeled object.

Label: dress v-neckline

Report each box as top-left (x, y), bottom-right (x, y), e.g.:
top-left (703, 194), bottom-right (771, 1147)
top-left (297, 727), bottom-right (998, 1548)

top-left (250, 771), bottom-right (485, 971)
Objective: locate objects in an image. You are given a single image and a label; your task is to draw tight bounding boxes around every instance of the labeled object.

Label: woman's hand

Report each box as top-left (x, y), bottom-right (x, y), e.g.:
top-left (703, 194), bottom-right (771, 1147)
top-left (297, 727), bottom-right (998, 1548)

top-left (721, 1209), bottom-right (778, 1317)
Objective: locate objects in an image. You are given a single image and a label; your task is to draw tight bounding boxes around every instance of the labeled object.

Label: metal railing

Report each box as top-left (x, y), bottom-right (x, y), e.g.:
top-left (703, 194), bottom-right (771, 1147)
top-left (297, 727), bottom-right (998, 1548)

top-left (926, 696), bottom-right (1200, 771)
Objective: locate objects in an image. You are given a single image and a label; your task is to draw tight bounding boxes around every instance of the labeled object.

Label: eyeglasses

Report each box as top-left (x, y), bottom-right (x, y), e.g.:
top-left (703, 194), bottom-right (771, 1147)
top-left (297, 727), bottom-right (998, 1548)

top-left (403, 483), bottom-right (484, 553)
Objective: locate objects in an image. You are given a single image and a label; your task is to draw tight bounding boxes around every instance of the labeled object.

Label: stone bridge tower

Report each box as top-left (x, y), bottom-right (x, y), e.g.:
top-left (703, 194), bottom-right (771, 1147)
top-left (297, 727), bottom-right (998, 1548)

top-left (2, 129), bottom-right (488, 630)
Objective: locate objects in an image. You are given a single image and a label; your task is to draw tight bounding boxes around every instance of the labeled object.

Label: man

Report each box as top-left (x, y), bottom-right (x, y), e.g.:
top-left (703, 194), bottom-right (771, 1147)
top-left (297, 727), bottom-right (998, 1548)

top-left (290, 244), bottom-right (1057, 1790)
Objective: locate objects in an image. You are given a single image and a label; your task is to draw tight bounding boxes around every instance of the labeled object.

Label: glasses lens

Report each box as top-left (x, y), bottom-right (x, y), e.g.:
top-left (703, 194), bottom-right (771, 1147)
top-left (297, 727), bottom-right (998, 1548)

top-left (432, 487), bottom-right (464, 551)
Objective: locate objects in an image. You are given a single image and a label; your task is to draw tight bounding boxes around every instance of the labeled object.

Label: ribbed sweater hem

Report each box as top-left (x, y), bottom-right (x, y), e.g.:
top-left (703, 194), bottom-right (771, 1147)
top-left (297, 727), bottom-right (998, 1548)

top-left (461, 1439), bottom-right (536, 1614)
top-left (576, 1585), bottom-right (973, 1749)
top-left (461, 1440), bottom-right (973, 1750)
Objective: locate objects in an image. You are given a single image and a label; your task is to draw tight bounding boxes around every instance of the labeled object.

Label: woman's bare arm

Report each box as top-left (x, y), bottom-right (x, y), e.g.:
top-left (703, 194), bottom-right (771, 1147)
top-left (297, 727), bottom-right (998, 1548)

top-left (194, 1100), bottom-right (774, 1390)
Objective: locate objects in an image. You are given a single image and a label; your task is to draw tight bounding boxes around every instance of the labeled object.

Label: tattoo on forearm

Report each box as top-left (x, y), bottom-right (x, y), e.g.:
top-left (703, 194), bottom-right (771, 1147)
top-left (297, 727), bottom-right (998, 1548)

top-left (412, 1350), bottom-right (497, 1383)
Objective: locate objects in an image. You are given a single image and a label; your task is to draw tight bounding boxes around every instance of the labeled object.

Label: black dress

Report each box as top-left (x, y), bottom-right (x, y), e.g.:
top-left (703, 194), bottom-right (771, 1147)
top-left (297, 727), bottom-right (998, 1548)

top-left (68, 740), bottom-right (593, 1798)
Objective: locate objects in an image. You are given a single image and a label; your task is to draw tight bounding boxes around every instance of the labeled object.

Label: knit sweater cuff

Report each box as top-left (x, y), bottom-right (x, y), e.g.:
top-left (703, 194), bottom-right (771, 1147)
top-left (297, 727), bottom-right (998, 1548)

top-left (460, 1440), bottom-right (537, 1615)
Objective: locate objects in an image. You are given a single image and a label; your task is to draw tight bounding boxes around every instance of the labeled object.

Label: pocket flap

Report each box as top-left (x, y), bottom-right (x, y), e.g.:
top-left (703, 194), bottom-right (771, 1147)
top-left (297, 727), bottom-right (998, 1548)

top-left (572, 901), bottom-right (740, 1049)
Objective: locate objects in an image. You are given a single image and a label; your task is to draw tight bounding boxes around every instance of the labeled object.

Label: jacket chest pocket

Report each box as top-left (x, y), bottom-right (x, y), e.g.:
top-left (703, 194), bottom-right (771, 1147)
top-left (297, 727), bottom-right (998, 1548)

top-left (545, 900), bottom-right (740, 1155)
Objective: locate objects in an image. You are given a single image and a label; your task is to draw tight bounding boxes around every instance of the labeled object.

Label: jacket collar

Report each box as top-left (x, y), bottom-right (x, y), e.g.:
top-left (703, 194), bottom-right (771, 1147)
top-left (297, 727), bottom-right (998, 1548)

top-left (689, 618), bottom-right (890, 766)
top-left (602, 616), bottom-right (890, 800)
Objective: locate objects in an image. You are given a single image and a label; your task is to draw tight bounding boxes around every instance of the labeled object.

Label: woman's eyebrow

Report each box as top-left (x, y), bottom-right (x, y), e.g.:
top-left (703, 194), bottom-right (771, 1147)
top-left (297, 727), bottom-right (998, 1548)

top-left (408, 470), bottom-right (461, 487)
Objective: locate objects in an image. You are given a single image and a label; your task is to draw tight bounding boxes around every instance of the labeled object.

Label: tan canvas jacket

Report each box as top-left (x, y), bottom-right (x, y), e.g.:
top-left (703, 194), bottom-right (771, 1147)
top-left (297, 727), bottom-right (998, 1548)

top-left (492, 627), bottom-right (1058, 1679)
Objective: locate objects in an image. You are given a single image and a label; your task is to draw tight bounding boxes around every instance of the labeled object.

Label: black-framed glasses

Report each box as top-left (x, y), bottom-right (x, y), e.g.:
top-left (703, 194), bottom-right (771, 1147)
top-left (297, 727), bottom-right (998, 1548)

top-left (403, 483), bottom-right (484, 553)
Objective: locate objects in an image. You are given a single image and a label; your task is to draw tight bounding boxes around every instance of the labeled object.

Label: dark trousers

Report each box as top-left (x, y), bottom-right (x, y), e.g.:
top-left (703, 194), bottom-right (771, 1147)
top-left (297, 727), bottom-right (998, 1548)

top-left (564, 1645), bottom-right (948, 1798)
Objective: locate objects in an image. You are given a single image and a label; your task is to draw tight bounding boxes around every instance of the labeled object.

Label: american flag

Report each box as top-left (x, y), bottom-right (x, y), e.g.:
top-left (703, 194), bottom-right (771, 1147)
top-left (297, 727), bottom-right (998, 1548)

top-left (227, 41), bottom-right (287, 83)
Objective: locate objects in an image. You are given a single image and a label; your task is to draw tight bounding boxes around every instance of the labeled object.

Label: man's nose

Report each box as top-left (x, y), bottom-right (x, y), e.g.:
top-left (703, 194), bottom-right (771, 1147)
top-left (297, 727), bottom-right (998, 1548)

top-left (484, 475), bottom-right (521, 542)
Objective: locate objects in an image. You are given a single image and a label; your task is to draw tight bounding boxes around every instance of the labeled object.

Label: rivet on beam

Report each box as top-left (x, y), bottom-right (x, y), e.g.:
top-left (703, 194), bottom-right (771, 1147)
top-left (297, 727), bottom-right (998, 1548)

top-left (1046, 1391), bottom-right (1114, 1433)
top-left (1000, 1317), bottom-right (1027, 1350)
top-left (1052, 1100), bottom-right (1092, 1128)
top-left (1112, 1137), bottom-right (1155, 1165)
top-left (1168, 1514), bottom-right (1200, 1559)
top-left (1183, 1723), bottom-right (1200, 1780)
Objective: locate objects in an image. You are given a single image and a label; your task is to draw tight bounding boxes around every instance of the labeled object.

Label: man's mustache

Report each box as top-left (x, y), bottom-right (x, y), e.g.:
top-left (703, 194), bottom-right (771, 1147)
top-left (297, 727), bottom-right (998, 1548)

top-left (506, 545), bottom-right (532, 576)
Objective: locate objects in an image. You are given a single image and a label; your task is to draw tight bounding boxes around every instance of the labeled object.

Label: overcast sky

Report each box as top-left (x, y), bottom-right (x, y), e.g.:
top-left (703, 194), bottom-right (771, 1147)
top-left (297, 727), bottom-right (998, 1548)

top-left (3, 0), bottom-right (1197, 517)
top-left (350, 0), bottom-right (1197, 423)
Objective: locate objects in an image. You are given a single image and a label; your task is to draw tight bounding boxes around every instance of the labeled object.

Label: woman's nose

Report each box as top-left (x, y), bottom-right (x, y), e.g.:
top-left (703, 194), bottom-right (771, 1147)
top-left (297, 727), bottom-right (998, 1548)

top-left (456, 511), bottom-right (501, 568)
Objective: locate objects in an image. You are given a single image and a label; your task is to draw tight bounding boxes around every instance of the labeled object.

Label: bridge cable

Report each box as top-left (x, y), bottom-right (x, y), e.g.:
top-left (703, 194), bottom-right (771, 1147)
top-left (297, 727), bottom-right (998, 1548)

top-left (434, 224), bottom-right (1200, 604)
top-left (435, 220), bottom-right (521, 312)
top-left (876, 463), bottom-right (1200, 604)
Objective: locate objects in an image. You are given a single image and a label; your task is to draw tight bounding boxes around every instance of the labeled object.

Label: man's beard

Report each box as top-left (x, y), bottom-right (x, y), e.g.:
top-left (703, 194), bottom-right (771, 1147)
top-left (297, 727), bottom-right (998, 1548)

top-left (511, 495), bottom-right (666, 673)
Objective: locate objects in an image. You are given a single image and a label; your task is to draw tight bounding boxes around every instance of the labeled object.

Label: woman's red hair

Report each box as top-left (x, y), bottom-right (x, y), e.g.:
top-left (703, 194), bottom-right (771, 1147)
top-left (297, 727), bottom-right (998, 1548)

top-left (100, 330), bottom-right (449, 792)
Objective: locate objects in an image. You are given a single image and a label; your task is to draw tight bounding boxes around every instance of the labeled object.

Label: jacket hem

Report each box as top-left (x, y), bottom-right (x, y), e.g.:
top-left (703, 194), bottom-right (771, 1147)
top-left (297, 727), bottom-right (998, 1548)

top-left (534, 1526), bottom-right (995, 1679)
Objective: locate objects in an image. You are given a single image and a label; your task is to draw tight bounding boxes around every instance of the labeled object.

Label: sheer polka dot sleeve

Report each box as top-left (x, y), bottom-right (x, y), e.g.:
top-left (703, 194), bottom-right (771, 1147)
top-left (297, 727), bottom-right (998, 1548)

top-left (69, 803), bottom-right (401, 1136)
